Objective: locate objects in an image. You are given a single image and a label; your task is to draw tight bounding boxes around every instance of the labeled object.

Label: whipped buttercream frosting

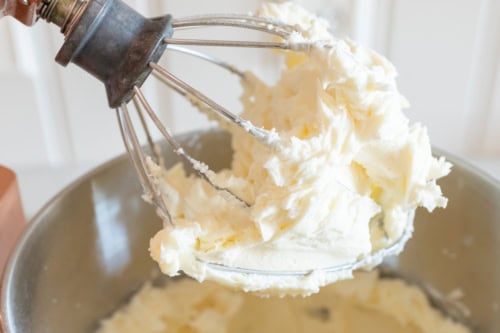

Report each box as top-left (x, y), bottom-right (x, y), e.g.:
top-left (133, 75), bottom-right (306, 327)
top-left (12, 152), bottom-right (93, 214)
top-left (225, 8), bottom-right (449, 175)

top-left (148, 2), bottom-right (451, 295)
top-left (97, 272), bottom-right (469, 333)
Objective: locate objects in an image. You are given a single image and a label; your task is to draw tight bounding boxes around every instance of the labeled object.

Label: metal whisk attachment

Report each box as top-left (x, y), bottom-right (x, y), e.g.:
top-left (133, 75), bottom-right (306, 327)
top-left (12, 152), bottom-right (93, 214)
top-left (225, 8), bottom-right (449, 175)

top-left (35, 0), bottom-right (414, 276)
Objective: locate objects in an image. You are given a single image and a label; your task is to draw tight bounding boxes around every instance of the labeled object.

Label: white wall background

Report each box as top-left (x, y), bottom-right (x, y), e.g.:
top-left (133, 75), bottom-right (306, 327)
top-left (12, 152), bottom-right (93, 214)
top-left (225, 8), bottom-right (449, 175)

top-left (0, 0), bottom-right (499, 216)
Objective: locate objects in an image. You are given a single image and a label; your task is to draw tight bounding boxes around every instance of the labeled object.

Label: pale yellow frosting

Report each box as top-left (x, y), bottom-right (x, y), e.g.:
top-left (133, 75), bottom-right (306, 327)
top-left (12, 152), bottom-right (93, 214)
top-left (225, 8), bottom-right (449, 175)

top-left (97, 272), bottom-right (469, 333)
top-left (148, 2), bottom-right (451, 295)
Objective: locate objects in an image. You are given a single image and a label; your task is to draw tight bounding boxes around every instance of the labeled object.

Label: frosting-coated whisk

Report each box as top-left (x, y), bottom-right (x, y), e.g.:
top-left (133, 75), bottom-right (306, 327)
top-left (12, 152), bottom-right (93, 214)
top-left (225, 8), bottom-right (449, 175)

top-left (1, 0), bottom-right (414, 277)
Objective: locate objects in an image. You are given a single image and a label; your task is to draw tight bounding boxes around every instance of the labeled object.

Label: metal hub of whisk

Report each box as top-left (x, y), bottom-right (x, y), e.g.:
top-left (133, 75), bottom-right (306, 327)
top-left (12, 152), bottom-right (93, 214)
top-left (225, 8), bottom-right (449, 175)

top-left (37, 0), bottom-right (301, 224)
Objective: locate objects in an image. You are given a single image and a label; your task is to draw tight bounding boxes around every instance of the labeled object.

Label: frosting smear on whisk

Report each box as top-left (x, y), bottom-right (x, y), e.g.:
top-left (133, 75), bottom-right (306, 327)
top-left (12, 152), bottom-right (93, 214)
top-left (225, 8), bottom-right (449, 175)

top-left (149, 2), bottom-right (451, 296)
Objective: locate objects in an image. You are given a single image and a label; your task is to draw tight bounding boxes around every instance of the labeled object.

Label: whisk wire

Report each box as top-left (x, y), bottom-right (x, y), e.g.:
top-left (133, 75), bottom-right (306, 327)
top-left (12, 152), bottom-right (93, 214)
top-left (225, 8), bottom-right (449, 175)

top-left (117, 104), bottom-right (173, 224)
top-left (166, 45), bottom-right (245, 77)
top-left (166, 14), bottom-right (302, 50)
top-left (133, 86), bottom-right (249, 207)
top-left (172, 14), bottom-right (294, 27)
top-left (116, 108), bottom-right (149, 192)
top-left (132, 97), bottom-right (159, 163)
top-left (172, 14), bottom-right (294, 38)
top-left (165, 38), bottom-right (289, 49)
top-left (150, 62), bottom-right (278, 147)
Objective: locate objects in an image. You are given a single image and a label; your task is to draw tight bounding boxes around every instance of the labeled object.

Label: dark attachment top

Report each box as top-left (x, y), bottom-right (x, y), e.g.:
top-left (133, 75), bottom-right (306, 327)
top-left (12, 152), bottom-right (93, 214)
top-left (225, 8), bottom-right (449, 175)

top-left (55, 0), bottom-right (173, 108)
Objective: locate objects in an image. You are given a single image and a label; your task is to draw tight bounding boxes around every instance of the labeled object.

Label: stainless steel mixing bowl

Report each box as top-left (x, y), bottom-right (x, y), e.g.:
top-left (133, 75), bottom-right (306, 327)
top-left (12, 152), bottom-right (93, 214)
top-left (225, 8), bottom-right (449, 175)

top-left (1, 130), bottom-right (500, 333)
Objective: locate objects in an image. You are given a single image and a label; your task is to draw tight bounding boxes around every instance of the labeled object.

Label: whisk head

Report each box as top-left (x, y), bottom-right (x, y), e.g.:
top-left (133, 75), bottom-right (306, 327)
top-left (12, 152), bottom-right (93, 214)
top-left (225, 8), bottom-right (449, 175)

top-left (114, 11), bottom-right (416, 280)
top-left (42, 0), bottom-right (415, 280)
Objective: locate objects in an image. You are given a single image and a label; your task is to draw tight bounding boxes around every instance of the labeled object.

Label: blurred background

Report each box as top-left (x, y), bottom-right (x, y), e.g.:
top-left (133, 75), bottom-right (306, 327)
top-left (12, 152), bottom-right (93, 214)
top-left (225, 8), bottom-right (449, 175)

top-left (0, 0), bottom-right (499, 216)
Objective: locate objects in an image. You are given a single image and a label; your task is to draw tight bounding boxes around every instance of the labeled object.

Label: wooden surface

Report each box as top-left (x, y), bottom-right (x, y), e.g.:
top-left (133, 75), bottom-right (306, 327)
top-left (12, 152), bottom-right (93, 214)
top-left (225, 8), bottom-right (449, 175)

top-left (0, 165), bottom-right (25, 278)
